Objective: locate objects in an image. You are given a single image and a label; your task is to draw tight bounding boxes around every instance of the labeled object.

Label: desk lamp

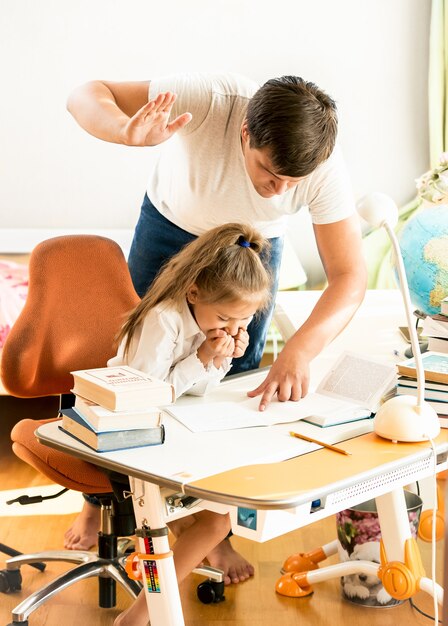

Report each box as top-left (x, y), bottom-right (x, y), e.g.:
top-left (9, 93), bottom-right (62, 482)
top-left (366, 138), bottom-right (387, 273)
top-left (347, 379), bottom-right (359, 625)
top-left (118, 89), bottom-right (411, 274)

top-left (357, 192), bottom-right (440, 442)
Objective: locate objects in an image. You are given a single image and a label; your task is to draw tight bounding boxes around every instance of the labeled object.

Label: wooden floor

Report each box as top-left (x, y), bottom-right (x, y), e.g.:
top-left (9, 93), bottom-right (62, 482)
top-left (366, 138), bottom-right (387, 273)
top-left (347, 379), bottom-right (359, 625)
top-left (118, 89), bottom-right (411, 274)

top-left (0, 396), bottom-right (444, 626)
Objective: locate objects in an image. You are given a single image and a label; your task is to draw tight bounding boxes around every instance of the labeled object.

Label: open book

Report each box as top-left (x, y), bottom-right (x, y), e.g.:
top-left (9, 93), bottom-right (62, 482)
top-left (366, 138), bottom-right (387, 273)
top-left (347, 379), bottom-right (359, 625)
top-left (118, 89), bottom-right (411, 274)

top-left (166, 352), bottom-right (397, 432)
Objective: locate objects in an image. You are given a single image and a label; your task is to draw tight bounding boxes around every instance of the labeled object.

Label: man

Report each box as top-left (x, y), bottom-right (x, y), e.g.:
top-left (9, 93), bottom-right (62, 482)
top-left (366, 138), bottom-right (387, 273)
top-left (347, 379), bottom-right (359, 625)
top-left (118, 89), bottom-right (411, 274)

top-left (67, 73), bottom-right (366, 408)
top-left (65, 74), bottom-right (366, 586)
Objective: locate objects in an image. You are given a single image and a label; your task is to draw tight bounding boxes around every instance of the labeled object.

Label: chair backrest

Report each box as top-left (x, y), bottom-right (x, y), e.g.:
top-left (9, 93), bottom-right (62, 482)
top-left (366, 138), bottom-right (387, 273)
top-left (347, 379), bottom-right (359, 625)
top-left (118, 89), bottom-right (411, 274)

top-left (1, 235), bottom-right (140, 397)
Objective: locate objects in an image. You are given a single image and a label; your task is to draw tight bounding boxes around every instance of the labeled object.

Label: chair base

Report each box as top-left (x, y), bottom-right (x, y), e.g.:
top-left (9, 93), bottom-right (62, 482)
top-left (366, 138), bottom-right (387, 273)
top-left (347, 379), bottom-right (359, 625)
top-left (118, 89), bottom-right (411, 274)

top-left (0, 543), bottom-right (46, 573)
top-left (6, 538), bottom-right (141, 623)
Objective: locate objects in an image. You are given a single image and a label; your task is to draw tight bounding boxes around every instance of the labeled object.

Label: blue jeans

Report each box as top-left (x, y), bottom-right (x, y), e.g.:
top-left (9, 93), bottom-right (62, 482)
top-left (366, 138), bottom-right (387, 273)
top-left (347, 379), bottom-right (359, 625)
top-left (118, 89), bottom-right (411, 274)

top-left (128, 194), bottom-right (283, 374)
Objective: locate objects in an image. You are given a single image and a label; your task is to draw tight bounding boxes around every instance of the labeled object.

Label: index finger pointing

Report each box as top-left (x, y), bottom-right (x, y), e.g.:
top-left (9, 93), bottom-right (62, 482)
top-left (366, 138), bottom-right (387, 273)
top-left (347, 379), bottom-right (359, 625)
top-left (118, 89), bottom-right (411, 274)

top-left (258, 383), bottom-right (279, 412)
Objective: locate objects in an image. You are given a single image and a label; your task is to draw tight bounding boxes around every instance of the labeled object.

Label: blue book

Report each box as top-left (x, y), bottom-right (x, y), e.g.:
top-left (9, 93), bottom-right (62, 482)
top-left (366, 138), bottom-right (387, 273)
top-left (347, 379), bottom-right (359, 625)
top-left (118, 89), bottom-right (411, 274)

top-left (59, 408), bottom-right (165, 452)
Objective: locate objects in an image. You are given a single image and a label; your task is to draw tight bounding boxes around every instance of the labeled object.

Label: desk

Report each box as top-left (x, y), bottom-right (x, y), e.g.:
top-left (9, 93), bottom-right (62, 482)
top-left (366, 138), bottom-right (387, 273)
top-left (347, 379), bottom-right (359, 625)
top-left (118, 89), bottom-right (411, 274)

top-left (36, 289), bottom-right (446, 624)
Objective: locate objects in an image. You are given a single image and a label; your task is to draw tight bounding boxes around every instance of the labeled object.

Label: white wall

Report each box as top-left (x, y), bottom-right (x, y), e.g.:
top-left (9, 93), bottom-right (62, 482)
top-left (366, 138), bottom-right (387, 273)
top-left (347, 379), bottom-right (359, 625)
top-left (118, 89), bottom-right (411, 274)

top-left (0, 0), bottom-right (431, 277)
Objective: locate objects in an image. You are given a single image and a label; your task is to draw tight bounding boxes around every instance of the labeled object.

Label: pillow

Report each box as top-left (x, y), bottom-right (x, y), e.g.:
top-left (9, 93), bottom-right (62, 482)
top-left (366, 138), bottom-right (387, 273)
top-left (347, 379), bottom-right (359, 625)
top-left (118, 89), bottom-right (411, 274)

top-left (0, 260), bottom-right (29, 349)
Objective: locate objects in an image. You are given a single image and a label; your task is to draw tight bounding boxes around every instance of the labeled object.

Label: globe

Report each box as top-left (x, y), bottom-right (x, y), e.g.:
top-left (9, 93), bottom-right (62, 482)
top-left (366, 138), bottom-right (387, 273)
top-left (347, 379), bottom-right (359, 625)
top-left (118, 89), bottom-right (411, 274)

top-left (399, 205), bottom-right (448, 315)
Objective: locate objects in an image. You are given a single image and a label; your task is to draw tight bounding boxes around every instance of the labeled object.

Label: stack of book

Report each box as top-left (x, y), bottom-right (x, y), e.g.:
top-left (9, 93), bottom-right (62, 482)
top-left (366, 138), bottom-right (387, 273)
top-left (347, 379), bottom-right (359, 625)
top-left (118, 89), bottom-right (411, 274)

top-left (396, 351), bottom-right (448, 425)
top-left (422, 310), bottom-right (448, 353)
top-left (60, 366), bottom-right (174, 452)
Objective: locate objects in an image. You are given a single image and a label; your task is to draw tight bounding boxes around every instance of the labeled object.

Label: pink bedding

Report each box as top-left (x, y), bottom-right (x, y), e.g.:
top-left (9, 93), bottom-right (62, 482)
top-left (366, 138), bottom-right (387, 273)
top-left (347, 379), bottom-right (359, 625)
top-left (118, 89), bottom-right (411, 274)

top-left (0, 260), bottom-right (28, 349)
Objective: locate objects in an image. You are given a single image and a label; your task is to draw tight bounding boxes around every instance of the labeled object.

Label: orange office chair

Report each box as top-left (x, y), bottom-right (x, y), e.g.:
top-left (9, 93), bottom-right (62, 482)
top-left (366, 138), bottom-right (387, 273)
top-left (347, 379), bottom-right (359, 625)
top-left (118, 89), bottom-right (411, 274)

top-left (0, 235), bottom-right (141, 624)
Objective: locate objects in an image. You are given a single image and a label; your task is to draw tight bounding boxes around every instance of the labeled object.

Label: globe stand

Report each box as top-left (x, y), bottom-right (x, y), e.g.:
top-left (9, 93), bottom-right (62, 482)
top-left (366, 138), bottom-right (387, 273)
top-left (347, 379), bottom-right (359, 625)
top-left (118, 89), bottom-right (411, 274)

top-left (404, 340), bottom-right (428, 360)
top-left (403, 313), bottom-right (428, 359)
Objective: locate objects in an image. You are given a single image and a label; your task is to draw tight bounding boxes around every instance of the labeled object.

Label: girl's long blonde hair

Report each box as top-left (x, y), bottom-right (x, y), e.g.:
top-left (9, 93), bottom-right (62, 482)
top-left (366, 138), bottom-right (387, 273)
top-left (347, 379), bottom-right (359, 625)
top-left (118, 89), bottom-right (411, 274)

top-left (119, 223), bottom-right (272, 357)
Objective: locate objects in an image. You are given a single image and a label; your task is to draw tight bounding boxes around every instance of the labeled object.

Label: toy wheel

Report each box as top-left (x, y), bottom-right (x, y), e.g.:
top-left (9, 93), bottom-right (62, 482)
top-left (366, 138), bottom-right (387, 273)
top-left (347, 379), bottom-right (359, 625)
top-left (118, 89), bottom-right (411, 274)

top-left (0, 568), bottom-right (22, 593)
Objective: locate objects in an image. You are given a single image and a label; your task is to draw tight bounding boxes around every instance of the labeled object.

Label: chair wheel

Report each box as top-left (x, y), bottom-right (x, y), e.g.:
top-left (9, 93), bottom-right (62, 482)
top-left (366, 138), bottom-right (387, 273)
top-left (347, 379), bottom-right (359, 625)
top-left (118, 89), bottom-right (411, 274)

top-left (197, 579), bottom-right (225, 604)
top-left (0, 568), bottom-right (22, 593)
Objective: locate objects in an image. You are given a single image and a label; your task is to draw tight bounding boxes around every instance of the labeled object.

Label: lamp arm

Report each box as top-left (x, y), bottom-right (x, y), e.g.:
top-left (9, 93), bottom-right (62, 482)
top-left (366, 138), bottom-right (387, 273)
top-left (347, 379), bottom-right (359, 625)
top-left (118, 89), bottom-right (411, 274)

top-left (383, 221), bottom-right (425, 407)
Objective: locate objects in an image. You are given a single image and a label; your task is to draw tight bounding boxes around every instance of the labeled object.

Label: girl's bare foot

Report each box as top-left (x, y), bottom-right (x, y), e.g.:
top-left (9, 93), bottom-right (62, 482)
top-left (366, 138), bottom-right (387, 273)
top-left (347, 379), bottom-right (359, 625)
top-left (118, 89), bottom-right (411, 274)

top-left (206, 539), bottom-right (255, 585)
top-left (64, 500), bottom-right (101, 550)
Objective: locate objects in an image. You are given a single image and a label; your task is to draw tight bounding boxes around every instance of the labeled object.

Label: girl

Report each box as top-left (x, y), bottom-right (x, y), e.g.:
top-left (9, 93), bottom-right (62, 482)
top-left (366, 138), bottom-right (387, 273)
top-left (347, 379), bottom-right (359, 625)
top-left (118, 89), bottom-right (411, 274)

top-left (109, 222), bottom-right (272, 397)
top-left (113, 222), bottom-right (271, 626)
top-left (74, 223), bottom-right (272, 626)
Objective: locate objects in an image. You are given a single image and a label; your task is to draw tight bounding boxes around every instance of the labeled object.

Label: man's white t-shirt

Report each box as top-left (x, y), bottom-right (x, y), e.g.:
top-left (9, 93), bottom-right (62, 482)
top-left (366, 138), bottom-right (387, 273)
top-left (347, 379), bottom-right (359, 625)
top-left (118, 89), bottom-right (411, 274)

top-left (147, 73), bottom-right (355, 239)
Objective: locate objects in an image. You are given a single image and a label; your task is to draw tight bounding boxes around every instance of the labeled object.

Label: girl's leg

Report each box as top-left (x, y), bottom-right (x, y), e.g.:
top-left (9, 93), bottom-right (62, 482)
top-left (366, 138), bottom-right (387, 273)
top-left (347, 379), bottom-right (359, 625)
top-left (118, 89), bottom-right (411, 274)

top-left (169, 516), bottom-right (253, 585)
top-left (171, 510), bottom-right (231, 580)
top-left (64, 497), bottom-right (101, 550)
top-left (114, 511), bottom-right (231, 626)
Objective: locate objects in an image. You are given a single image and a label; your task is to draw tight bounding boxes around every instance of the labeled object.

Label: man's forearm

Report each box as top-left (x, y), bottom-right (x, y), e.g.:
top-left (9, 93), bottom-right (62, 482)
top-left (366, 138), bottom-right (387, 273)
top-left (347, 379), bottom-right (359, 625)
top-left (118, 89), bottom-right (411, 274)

top-left (67, 81), bottom-right (136, 144)
top-left (285, 270), bottom-right (367, 361)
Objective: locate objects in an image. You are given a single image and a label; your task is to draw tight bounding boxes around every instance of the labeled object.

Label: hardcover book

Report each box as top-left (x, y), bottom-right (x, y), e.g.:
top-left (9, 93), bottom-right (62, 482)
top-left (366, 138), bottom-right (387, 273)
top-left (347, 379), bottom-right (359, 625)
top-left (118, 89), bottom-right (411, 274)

top-left (60, 408), bottom-right (165, 452)
top-left (397, 375), bottom-right (448, 392)
top-left (70, 366), bottom-right (175, 412)
top-left (74, 395), bottom-right (162, 431)
top-left (396, 352), bottom-right (448, 385)
top-left (396, 382), bottom-right (448, 407)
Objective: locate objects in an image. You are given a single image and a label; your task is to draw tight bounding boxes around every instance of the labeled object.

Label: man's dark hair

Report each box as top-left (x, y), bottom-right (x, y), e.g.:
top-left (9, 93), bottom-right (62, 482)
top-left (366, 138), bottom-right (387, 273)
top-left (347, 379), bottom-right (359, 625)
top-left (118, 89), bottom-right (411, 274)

top-left (246, 76), bottom-right (338, 177)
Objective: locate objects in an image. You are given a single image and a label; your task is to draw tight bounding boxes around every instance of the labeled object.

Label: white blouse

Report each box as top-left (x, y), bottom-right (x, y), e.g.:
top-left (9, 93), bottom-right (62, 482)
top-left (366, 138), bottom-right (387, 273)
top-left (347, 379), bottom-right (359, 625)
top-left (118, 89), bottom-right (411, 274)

top-left (108, 299), bottom-right (232, 398)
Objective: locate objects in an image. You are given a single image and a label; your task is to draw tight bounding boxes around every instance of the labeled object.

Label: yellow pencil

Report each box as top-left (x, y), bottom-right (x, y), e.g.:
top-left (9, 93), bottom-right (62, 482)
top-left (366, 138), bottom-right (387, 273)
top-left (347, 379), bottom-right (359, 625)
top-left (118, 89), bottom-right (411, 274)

top-left (289, 431), bottom-right (351, 456)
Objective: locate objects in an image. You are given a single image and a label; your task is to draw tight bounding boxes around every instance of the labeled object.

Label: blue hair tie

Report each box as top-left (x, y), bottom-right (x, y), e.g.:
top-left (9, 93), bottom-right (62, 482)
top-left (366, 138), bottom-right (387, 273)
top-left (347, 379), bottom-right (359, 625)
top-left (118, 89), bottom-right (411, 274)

top-left (237, 236), bottom-right (251, 248)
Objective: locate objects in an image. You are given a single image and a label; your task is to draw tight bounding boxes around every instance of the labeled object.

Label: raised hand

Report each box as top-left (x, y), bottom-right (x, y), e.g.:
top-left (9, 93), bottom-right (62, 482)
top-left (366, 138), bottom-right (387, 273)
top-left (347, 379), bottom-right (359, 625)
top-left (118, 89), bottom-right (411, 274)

top-left (121, 91), bottom-right (192, 147)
